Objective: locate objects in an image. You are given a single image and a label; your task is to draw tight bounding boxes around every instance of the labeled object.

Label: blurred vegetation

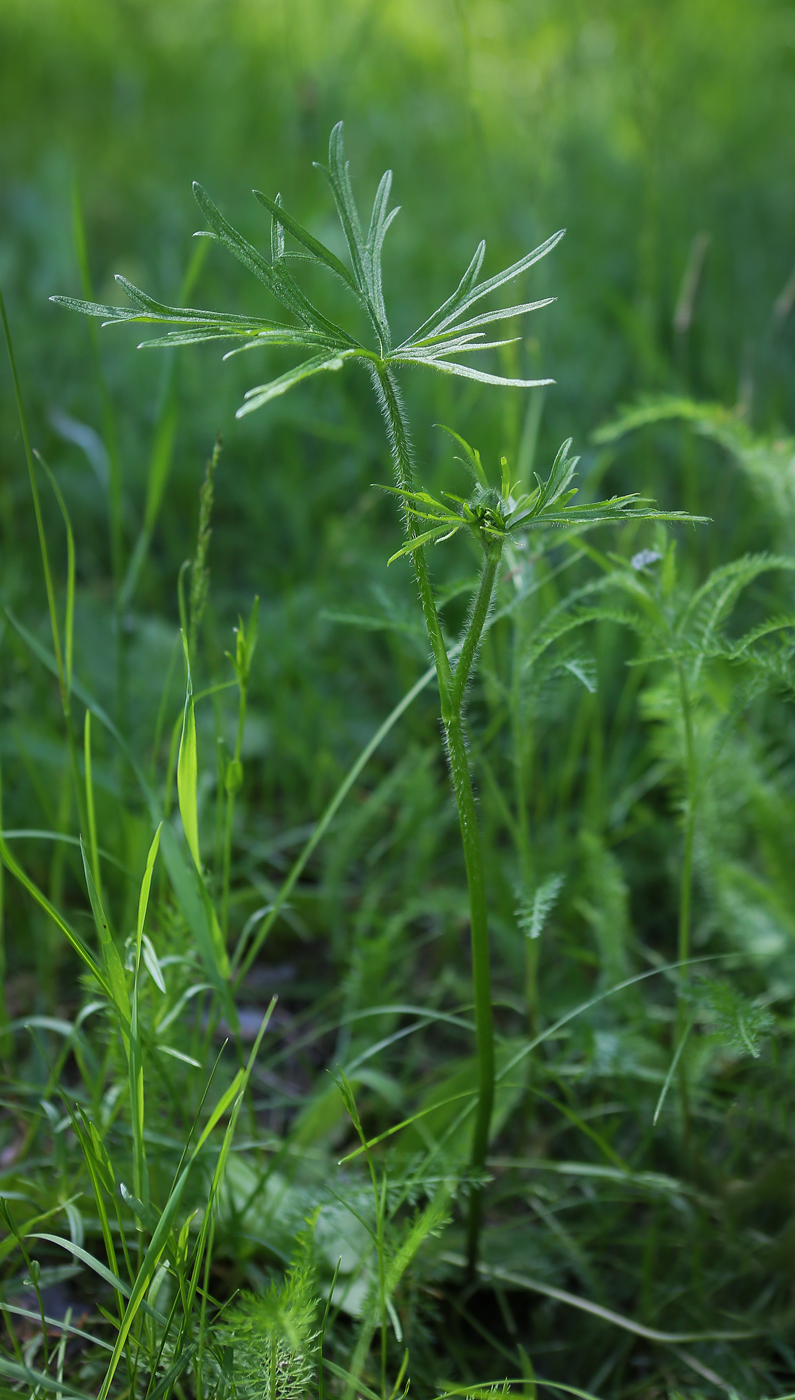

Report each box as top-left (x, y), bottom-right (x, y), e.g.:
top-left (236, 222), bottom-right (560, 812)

top-left (2, 1), bottom-right (795, 1397)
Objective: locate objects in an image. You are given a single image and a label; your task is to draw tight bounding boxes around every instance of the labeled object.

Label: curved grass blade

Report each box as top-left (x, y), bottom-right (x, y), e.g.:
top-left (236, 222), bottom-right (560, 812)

top-left (0, 1356), bottom-right (95, 1399)
top-left (79, 838), bottom-right (129, 1036)
top-left (440, 1255), bottom-right (759, 1342)
top-left (34, 450), bottom-right (75, 695)
top-left (0, 833), bottom-right (108, 995)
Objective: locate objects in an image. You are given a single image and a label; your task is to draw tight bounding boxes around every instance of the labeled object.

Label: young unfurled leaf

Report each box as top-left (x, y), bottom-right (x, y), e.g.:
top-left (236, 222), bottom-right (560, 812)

top-left (437, 425), bottom-right (489, 489)
top-left (516, 874), bottom-right (566, 941)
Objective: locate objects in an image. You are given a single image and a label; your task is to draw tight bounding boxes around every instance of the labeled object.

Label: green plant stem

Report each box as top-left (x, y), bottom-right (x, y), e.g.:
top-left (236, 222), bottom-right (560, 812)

top-left (371, 366), bottom-right (453, 712)
top-left (452, 545), bottom-right (501, 709)
top-left (446, 709), bottom-right (496, 1261)
top-left (371, 360), bottom-right (497, 1271)
top-left (676, 661), bottom-right (697, 971)
top-left (675, 658), bottom-right (697, 1131)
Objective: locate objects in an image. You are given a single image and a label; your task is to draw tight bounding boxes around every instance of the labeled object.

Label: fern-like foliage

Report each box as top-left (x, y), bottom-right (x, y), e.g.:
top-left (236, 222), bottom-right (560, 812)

top-left (684, 978), bottom-right (774, 1058)
top-left (219, 1239), bottom-right (319, 1400)
top-left (516, 872), bottom-right (565, 941)
top-left (52, 122), bottom-right (565, 418)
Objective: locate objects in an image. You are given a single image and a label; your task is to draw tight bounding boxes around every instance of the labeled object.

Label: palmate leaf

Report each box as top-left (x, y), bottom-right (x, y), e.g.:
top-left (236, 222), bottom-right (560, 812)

top-left (193, 180), bottom-right (351, 343)
top-left (401, 227), bottom-right (566, 347)
top-left (53, 120), bottom-right (563, 422)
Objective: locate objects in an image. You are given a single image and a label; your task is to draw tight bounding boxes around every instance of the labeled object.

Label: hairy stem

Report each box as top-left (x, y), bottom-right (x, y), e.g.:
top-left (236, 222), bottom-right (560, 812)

top-left (371, 365), bottom-right (453, 714)
top-left (371, 361), bottom-right (497, 1269)
top-left (445, 710), bottom-right (495, 1265)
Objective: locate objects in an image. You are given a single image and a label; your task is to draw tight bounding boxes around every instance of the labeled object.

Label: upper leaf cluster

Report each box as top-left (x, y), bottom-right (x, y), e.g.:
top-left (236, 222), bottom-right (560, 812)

top-left (51, 123), bottom-right (563, 418)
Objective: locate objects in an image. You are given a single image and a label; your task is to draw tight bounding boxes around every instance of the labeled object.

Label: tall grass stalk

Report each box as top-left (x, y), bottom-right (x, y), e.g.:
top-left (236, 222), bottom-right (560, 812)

top-left (1, 283), bottom-right (87, 841)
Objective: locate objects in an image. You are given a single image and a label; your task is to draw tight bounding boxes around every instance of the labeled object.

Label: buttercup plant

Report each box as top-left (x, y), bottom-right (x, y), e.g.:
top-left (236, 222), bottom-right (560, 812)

top-left (54, 123), bottom-right (699, 1267)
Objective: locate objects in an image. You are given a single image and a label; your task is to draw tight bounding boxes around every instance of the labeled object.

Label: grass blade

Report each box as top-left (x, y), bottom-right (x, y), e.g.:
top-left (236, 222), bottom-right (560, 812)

top-left (79, 838), bottom-right (129, 1034)
top-left (177, 636), bottom-right (201, 870)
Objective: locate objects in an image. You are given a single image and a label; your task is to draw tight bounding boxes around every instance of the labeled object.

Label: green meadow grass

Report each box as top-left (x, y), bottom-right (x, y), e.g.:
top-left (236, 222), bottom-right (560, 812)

top-left (2, 3), bottom-right (795, 1397)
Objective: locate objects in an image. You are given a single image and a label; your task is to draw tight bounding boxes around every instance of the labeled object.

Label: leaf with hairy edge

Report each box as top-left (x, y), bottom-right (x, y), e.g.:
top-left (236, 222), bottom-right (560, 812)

top-left (253, 187), bottom-right (359, 293)
top-left (270, 190), bottom-right (285, 262)
top-left (437, 426), bottom-right (489, 488)
top-left (237, 350), bottom-right (354, 417)
top-left (411, 298), bottom-right (555, 344)
top-left (406, 241), bottom-right (486, 345)
top-left (193, 182), bottom-right (354, 344)
top-left (140, 327), bottom-right (329, 350)
top-left (436, 228), bottom-right (566, 333)
top-left (321, 122), bottom-right (368, 290)
top-left (388, 524), bottom-right (462, 564)
top-left (393, 356), bottom-right (554, 389)
top-left (317, 122), bottom-right (391, 347)
top-left (222, 327), bottom-right (338, 358)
